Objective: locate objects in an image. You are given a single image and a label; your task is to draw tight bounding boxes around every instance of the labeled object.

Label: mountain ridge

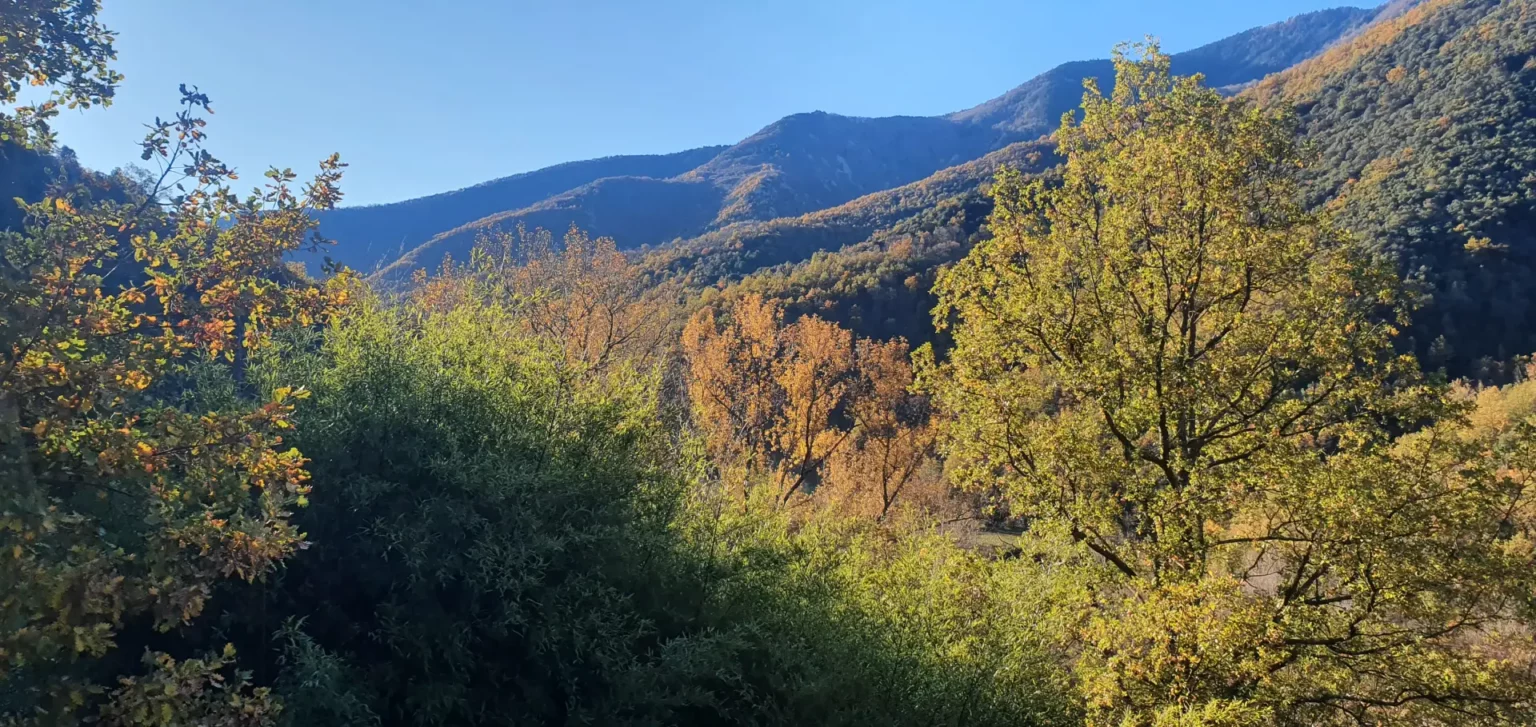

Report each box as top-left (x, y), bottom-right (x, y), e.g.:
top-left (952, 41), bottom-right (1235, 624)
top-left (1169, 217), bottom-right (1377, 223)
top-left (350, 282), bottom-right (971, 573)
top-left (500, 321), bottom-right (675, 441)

top-left (299, 145), bottom-right (727, 274)
top-left (333, 4), bottom-right (1386, 284)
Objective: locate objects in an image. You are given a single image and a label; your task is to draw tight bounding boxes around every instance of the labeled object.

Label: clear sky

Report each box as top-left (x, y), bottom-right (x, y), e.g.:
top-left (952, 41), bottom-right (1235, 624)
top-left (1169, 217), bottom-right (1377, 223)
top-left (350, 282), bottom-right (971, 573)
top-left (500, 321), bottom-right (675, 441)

top-left (42, 0), bottom-right (1361, 206)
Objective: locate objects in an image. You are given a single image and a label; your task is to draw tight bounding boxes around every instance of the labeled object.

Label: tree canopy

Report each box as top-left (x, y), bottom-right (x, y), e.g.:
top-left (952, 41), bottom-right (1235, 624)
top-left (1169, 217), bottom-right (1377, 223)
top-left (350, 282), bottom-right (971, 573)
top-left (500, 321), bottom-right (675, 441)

top-left (924, 44), bottom-right (1536, 725)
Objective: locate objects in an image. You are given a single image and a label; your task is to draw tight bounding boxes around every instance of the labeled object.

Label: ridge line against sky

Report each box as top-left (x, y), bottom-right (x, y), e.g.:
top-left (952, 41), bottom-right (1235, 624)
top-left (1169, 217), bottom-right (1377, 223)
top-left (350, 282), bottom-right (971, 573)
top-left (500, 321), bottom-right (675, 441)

top-left (40, 0), bottom-right (1357, 206)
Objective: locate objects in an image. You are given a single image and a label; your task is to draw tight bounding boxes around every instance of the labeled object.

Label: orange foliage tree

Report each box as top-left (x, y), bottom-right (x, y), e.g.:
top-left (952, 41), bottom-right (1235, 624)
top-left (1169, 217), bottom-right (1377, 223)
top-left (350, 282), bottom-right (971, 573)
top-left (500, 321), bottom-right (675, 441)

top-left (819, 338), bottom-right (941, 521)
top-left (682, 294), bottom-right (941, 514)
top-left (682, 295), bottom-right (800, 500)
top-left (770, 314), bottom-right (855, 504)
top-left (415, 224), bottom-right (675, 374)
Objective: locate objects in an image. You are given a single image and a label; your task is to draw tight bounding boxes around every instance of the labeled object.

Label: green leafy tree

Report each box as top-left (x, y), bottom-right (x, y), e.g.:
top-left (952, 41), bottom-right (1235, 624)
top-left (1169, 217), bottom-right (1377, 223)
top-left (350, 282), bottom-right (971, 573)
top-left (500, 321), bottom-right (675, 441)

top-left (924, 43), bottom-right (1536, 725)
top-left (0, 0), bottom-right (120, 147)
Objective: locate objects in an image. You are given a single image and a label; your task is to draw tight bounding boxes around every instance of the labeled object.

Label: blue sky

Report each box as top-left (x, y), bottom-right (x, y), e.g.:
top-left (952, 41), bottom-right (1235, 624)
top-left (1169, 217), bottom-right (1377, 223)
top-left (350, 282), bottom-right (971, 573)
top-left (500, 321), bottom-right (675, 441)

top-left (43, 0), bottom-right (1358, 206)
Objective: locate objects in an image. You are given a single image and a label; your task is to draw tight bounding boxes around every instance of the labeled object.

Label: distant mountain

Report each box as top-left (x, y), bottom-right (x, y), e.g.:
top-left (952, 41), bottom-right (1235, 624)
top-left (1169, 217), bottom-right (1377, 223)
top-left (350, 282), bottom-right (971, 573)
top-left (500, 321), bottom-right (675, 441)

top-left (301, 145), bottom-right (726, 274)
top-left (1174, 6), bottom-right (1380, 89)
top-left (700, 0), bottom-right (1536, 379)
top-left (636, 6), bottom-right (1382, 286)
top-left (946, 6), bottom-right (1377, 132)
top-left (343, 5), bottom-right (1377, 284)
top-left (375, 115), bottom-right (1008, 283)
top-left (378, 175), bottom-right (728, 281)
top-left (682, 112), bottom-right (1006, 225)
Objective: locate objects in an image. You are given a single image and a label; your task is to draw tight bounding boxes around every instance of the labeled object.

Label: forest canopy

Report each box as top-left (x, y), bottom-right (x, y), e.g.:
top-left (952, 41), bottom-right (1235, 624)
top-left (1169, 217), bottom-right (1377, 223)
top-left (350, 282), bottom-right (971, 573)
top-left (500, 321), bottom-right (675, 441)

top-left (1, 3), bottom-right (1534, 727)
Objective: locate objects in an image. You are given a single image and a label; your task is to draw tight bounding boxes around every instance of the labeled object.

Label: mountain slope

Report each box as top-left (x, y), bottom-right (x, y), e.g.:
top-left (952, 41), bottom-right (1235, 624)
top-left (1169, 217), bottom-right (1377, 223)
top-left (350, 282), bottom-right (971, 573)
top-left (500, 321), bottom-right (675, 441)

top-left (378, 175), bottom-right (726, 279)
top-left (707, 0), bottom-right (1536, 379)
top-left (644, 140), bottom-right (1057, 285)
top-left (1252, 0), bottom-right (1536, 373)
top-left (353, 5), bottom-right (1377, 283)
top-left (371, 114), bottom-right (1012, 282)
top-left (683, 112), bottom-right (1007, 225)
top-left (635, 6), bottom-right (1382, 289)
top-left (300, 145), bottom-right (726, 274)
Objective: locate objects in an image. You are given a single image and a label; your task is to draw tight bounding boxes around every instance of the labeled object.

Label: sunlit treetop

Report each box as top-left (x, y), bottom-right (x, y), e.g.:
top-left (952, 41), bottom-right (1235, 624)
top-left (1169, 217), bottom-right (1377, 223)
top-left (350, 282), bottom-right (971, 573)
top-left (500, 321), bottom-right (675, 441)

top-left (0, 0), bottom-right (121, 147)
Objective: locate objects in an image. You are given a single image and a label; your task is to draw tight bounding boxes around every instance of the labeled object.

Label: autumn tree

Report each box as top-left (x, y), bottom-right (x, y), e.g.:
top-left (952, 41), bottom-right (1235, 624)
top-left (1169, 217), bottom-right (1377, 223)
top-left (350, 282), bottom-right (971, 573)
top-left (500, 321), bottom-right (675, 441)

top-left (767, 314), bottom-right (856, 504)
top-left (683, 294), bottom-right (949, 517)
top-left (681, 294), bottom-right (783, 497)
top-left (924, 44), bottom-right (1536, 725)
top-left (683, 295), bottom-right (850, 504)
top-left (0, 62), bottom-right (352, 724)
top-left (417, 224), bottom-right (676, 375)
top-left (818, 337), bottom-right (942, 522)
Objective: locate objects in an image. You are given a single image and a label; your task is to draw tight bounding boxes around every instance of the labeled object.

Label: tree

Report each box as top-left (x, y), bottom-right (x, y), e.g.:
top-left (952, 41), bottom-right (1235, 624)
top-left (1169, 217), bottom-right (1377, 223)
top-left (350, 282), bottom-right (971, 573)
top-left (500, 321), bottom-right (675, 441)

top-left (769, 314), bottom-right (855, 504)
top-left (679, 293), bottom-right (781, 497)
top-left (418, 224), bottom-right (676, 375)
top-left (682, 295), bottom-right (852, 504)
top-left (818, 337), bottom-right (942, 522)
top-left (683, 295), bottom-right (949, 516)
top-left (925, 44), bottom-right (1535, 725)
top-left (0, 77), bottom-right (352, 723)
top-left (0, 0), bottom-right (121, 148)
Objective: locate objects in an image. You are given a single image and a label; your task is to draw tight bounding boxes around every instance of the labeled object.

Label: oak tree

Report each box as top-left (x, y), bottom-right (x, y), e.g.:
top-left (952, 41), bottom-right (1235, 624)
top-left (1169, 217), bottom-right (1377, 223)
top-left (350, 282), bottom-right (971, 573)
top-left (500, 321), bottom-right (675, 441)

top-left (925, 44), bottom-right (1536, 725)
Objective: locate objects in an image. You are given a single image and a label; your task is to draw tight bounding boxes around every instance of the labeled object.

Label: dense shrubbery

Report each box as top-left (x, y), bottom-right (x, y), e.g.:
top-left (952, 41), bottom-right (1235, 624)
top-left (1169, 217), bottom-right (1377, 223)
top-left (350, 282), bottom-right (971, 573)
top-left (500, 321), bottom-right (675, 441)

top-left (228, 293), bottom-right (1074, 727)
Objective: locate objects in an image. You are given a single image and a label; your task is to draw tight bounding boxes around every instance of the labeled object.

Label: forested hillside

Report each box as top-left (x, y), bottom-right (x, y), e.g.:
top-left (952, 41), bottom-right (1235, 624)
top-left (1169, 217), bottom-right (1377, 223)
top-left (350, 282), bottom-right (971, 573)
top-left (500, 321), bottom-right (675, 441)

top-left (689, 0), bottom-right (1536, 381)
top-left (1256, 0), bottom-right (1536, 375)
top-left (644, 140), bottom-right (1058, 284)
top-left (5, 2), bottom-right (1536, 727)
top-left (376, 173), bottom-right (729, 282)
top-left (372, 114), bottom-right (1014, 282)
top-left (0, 142), bottom-right (137, 230)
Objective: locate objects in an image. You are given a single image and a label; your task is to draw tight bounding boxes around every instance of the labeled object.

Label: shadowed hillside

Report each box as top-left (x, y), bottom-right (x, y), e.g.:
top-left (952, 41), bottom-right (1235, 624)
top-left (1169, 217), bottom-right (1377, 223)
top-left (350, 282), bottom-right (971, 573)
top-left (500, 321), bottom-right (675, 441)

top-left (684, 111), bottom-right (1007, 225)
top-left (300, 145), bottom-right (726, 274)
top-left (377, 175), bottom-right (726, 281)
top-left (372, 114), bottom-right (1012, 283)
top-left (644, 140), bottom-right (1058, 286)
